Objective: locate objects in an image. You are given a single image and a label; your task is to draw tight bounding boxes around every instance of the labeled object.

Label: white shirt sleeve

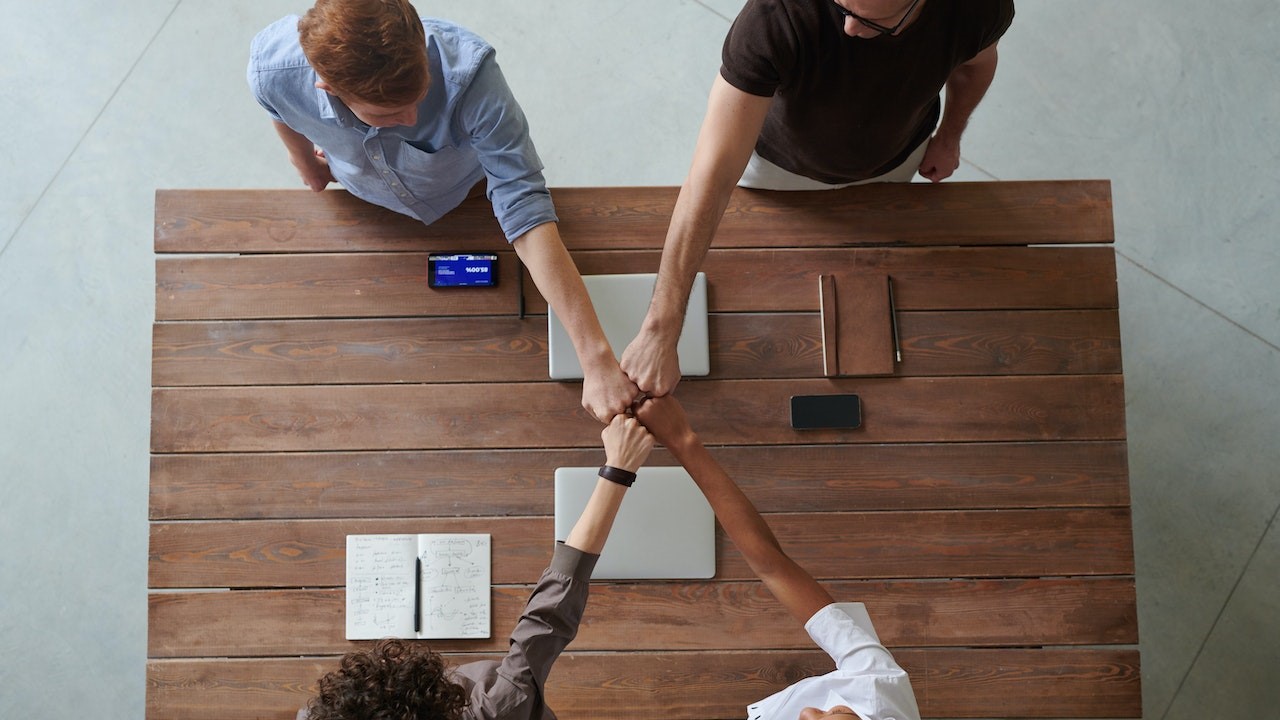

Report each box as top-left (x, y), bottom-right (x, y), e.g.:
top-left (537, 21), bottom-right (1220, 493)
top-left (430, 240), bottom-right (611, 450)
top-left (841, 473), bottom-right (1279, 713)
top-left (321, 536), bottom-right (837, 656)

top-left (804, 603), bottom-right (904, 674)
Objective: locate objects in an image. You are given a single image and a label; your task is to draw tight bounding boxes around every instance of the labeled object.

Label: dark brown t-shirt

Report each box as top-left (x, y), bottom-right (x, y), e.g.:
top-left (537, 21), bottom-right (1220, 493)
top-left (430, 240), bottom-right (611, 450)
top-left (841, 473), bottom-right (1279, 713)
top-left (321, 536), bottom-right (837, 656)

top-left (721, 0), bottom-right (1015, 183)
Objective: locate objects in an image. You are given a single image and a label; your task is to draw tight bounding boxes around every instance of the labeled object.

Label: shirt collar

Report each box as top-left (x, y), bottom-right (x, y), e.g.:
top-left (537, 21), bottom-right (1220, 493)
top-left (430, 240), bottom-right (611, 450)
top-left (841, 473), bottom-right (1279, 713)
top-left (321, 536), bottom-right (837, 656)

top-left (315, 85), bottom-right (364, 129)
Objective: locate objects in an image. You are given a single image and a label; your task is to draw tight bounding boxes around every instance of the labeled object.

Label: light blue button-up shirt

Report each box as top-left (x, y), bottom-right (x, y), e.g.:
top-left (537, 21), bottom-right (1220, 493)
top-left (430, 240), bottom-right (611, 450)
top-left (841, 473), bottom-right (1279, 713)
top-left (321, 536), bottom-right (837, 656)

top-left (249, 16), bottom-right (557, 242)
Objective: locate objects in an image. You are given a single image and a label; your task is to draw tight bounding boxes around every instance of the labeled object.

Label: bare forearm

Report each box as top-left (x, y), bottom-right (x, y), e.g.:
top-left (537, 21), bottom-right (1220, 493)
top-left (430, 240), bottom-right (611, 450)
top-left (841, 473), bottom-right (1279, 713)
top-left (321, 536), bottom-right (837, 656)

top-left (667, 433), bottom-right (833, 622)
top-left (513, 222), bottom-right (614, 370)
top-left (563, 478), bottom-right (629, 555)
top-left (566, 416), bottom-right (653, 553)
top-left (272, 121), bottom-right (315, 162)
top-left (646, 76), bottom-right (770, 336)
top-left (667, 437), bottom-right (786, 571)
top-left (646, 179), bottom-right (734, 336)
top-left (937, 46), bottom-right (999, 139)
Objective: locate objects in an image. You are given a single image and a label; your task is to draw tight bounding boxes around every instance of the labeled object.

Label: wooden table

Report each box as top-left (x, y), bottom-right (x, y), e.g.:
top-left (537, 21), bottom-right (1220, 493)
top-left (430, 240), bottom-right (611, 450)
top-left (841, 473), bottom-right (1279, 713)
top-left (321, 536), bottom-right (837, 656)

top-left (148, 181), bottom-right (1140, 719)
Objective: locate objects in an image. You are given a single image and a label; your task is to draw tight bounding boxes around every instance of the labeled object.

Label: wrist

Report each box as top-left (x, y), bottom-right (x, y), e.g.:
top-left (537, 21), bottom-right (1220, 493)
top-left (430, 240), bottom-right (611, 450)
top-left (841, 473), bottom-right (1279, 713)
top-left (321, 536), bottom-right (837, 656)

top-left (642, 302), bottom-right (685, 333)
top-left (598, 464), bottom-right (637, 486)
top-left (665, 429), bottom-right (701, 460)
top-left (603, 456), bottom-right (639, 473)
top-left (932, 124), bottom-right (963, 144)
top-left (289, 152), bottom-right (320, 170)
top-left (579, 343), bottom-right (621, 373)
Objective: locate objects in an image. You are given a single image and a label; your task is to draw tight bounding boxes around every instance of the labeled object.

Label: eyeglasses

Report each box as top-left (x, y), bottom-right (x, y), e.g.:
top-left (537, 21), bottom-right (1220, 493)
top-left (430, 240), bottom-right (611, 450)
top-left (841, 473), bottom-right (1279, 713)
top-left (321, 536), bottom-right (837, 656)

top-left (834, 0), bottom-right (923, 36)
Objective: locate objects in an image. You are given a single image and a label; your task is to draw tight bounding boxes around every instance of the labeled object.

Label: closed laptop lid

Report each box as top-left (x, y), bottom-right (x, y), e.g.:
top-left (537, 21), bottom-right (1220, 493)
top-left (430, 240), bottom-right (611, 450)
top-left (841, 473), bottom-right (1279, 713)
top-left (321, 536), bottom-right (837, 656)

top-left (553, 466), bottom-right (716, 580)
top-left (548, 272), bottom-right (710, 379)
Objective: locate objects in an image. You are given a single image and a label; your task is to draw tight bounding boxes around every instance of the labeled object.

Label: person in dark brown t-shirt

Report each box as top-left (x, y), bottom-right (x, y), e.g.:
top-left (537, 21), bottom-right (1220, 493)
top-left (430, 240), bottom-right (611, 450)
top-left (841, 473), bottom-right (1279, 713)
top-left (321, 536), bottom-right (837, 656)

top-left (621, 0), bottom-right (1014, 398)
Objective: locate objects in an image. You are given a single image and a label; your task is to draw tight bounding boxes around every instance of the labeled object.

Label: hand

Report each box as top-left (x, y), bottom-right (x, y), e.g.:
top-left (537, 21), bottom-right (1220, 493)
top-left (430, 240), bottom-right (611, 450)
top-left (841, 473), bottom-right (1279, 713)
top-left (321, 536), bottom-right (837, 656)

top-left (620, 326), bottom-right (682, 397)
top-left (917, 133), bottom-right (960, 183)
top-left (634, 396), bottom-right (697, 453)
top-left (582, 361), bottom-right (640, 424)
top-left (601, 414), bottom-right (654, 473)
top-left (292, 147), bottom-right (335, 191)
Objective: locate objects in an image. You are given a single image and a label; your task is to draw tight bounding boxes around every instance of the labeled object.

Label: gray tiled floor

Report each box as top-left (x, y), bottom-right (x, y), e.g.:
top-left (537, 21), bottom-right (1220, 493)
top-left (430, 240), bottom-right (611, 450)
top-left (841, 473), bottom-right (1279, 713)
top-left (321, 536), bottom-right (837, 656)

top-left (1, 2), bottom-right (1276, 718)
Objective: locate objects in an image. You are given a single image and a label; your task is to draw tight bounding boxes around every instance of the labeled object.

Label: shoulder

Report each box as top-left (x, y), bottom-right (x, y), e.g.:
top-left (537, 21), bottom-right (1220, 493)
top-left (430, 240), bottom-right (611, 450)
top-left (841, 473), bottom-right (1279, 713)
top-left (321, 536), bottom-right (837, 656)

top-left (946, 0), bottom-right (1015, 43)
top-left (723, 0), bottom-right (827, 95)
top-left (249, 15), bottom-right (310, 73)
top-left (731, 0), bottom-right (825, 38)
top-left (421, 17), bottom-right (497, 88)
top-left (970, 0), bottom-right (1015, 33)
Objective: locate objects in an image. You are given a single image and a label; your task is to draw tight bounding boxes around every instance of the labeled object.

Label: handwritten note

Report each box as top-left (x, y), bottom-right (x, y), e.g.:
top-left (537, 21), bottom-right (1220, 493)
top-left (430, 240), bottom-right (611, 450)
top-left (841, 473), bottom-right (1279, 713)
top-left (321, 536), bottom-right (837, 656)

top-left (346, 533), bottom-right (491, 640)
top-left (420, 534), bottom-right (490, 638)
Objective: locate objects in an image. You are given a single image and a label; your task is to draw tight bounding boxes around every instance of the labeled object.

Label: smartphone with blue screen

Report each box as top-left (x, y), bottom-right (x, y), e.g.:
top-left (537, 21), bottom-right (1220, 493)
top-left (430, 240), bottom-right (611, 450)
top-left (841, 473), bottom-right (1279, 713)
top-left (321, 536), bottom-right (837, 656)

top-left (428, 253), bottom-right (498, 287)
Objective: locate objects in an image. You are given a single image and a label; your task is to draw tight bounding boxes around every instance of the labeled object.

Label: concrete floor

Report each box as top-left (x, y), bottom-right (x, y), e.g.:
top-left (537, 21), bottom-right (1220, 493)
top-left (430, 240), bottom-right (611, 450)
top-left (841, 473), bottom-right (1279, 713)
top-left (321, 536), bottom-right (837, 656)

top-left (1, 1), bottom-right (1277, 717)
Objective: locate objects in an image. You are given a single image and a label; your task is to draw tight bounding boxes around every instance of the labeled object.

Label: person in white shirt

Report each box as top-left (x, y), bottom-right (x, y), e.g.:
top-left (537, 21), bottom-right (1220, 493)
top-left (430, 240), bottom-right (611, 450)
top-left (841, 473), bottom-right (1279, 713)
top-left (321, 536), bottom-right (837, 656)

top-left (636, 396), bottom-right (921, 720)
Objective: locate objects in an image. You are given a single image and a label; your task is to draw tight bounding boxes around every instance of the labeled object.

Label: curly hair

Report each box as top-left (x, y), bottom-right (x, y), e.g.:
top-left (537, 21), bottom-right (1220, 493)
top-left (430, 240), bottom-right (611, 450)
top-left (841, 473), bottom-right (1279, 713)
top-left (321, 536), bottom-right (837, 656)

top-left (298, 0), bottom-right (430, 107)
top-left (306, 638), bottom-right (469, 720)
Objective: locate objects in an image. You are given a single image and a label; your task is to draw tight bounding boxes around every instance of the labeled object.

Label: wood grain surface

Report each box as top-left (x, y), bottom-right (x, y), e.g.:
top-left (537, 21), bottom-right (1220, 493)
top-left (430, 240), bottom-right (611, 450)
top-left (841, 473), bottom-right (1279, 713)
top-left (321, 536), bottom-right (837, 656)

top-left (148, 182), bottom-right (1138, 719)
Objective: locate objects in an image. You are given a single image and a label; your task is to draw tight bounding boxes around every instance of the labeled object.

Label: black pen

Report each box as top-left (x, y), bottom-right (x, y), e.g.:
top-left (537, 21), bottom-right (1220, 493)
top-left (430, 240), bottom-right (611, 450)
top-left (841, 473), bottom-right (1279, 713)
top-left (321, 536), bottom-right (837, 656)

top-left (414, 557), bottom-right (422, 634)
top-left (887, 275), bottom-right (902, 363)
top-left (517, 257), bottom-right (526, 319)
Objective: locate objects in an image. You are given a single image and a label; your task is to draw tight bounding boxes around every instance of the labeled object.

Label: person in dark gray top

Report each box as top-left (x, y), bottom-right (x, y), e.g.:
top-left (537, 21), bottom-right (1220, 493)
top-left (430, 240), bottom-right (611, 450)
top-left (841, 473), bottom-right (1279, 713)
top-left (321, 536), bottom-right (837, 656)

top-left (299, 414), bottom-right (655, 720)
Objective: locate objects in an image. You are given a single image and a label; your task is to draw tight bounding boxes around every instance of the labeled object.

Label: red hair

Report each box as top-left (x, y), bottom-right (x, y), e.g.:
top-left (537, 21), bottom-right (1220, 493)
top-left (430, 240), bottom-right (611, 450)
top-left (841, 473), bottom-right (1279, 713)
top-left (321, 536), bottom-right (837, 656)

top-left (299, 0), bottom-right (430, 106)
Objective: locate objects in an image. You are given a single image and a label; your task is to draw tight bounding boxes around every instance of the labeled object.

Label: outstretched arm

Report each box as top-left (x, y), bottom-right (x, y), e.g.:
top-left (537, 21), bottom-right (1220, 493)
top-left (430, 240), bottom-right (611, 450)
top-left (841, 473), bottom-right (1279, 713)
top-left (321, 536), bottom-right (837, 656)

top-left (620, 76), bottom-right (772, 397)
top-left (513, 223), bottom-right (639, 424)
top-left (635, 397), bottom-right (832, 624)
top-left (493, 414), bottom-right (654, 712)
top-left (563, 414), bottom-right (654, 553)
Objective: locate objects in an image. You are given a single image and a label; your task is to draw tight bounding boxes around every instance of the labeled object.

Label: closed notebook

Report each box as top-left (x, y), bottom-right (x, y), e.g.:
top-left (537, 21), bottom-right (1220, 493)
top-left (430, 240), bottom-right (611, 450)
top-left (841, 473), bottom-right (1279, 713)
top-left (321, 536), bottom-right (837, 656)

top-left (548, 272), bottom-right (710, 379)
top-left (554, 466), bottom-right (715, 579)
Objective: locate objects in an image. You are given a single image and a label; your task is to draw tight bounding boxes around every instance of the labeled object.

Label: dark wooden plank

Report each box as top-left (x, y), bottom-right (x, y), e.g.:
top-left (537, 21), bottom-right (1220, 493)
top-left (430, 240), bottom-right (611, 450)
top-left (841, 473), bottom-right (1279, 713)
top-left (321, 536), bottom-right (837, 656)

top-left (146, 648), bottom-right (1141, 719)
top-left (712, 308), bottom-right (1123, 379)
top-left (149, 517), bottom-right (551, 589)
top-left (151, 442), bottom-right (1130, 520)
top-left (155, 188), bottom-right (469, 254)
top-left (548, 649), bottom-right (1143, 719)
top-left (152, 316), bottom-right (548, 386)
top-left (156, 246), bottom-right (1118, 321)
top-left (897, 308), bottom-right (1122, 376)
top-left (151, 310), bottom-right (1121, 387)
top-left (563, 246), bottom-right (1121, 313)
top-left (156, 251), bottom-right (521, 321)
top-left (155, 181), bottom-right (1114, 254)
top-left (150, 376), bottom-right (1126, 453)
top-left (148, 576), bottom-right (1137, 657)
top-left (148, 509), bottom-right (1134, 589)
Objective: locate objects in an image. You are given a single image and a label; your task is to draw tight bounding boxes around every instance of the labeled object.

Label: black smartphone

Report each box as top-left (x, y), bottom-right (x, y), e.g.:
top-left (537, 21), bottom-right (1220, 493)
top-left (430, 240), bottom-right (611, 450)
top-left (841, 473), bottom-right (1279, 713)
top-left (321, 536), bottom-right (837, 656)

top-left (427, 253), bottom-right (498, 287)
top-left (790, 394), bottom-right (862, 430)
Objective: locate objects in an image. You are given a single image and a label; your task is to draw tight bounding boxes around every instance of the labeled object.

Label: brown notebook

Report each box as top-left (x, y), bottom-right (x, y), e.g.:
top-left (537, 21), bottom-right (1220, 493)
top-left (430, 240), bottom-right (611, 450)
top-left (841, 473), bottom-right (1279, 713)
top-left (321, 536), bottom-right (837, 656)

top-left (819, 272), bottom-right (896, 377)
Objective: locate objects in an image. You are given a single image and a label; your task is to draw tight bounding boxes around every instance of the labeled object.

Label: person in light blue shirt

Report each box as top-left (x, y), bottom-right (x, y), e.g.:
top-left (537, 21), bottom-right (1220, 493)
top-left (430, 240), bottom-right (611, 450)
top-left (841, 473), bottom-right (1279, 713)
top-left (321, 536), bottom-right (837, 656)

top-left (248, 0), bottom-right (637, 422)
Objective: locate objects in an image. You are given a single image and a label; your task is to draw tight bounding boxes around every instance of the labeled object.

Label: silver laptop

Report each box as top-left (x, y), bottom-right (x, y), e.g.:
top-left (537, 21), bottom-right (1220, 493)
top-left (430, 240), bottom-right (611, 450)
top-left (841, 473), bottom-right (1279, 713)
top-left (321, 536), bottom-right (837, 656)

top-left (553, 466), bottom-right (716, 579)
top-left (548, 272), bottom-right (710, 380)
